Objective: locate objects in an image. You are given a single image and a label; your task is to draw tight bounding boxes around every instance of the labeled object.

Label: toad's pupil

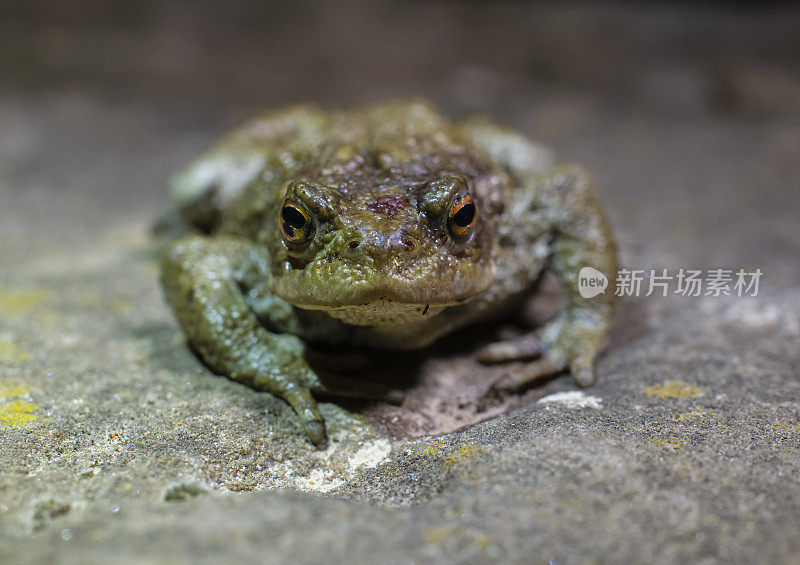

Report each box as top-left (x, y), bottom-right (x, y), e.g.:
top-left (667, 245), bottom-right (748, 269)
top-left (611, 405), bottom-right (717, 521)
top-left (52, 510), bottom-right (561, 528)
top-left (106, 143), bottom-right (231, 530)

top-left (282, 206), bottom-right (307, 230)
top-left (453, 203), bottom-right (475, 227)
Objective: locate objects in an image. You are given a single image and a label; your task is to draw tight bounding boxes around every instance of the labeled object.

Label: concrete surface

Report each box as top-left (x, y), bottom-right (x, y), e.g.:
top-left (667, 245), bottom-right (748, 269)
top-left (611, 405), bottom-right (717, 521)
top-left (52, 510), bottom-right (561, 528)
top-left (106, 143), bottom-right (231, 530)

top-left (0, 2), bottom-right (799, 563)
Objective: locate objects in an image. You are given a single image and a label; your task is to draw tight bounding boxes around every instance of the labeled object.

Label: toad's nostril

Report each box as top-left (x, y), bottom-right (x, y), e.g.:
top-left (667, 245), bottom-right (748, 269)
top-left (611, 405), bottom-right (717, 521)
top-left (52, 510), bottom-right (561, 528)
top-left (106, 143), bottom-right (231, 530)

top-left (347, 239), bottom-right (360, 250)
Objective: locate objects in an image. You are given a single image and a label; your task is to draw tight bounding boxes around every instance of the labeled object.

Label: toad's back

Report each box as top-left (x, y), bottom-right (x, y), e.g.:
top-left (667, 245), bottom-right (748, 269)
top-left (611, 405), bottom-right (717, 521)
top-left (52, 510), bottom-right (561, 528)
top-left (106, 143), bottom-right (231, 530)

top-left (171, 100), bottom-right (507, 239)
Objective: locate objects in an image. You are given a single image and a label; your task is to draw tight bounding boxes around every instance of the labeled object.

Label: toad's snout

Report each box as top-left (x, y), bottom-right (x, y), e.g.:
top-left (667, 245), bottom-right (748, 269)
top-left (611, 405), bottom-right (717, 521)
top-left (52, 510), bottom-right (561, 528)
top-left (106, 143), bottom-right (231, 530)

top-left (338, 225), bottom-right (425, 265)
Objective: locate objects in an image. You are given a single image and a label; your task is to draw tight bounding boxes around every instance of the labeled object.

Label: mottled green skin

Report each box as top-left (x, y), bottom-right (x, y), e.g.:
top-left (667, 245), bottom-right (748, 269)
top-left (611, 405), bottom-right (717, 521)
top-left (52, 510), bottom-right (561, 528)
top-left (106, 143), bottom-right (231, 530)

top-left (161, 100), bottom-right (618, 446)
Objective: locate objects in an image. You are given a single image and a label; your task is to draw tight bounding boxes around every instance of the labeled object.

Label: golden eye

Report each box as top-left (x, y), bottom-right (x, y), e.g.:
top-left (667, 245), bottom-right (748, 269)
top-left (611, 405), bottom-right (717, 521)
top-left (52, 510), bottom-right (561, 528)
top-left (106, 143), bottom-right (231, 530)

top-left (448, 195), bottom-right (476, 238)
top-left (279, 199), bottom-right (314, 245)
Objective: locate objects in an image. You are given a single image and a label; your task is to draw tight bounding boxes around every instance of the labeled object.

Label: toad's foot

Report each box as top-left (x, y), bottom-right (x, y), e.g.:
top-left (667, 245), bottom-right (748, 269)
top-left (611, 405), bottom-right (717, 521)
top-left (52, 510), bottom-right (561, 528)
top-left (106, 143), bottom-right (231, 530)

top-left (476, 333), bottom-right (544, 364)
top-left (251, 363), bottom-right (329, 448)
top-left (482, 312), bottom-right (609, 392)
top-left (252, 359), bottom-right (405, 448)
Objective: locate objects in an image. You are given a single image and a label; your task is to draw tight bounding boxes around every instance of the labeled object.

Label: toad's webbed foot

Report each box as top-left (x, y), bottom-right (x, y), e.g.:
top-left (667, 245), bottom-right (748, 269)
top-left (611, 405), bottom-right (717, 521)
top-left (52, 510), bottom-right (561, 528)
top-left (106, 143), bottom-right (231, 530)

top-left (476, 332), bottom-right (544, 364)
top-left (481, 311), bottom-right (610, 392)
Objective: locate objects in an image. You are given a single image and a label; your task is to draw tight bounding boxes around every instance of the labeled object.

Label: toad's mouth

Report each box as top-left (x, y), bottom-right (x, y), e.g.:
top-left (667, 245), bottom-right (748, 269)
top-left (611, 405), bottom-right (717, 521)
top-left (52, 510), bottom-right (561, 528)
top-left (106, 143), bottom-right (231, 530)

top-left (272, 264), bottom-right (492, 317)
top-left (295, 296), bottom-right (454, 326)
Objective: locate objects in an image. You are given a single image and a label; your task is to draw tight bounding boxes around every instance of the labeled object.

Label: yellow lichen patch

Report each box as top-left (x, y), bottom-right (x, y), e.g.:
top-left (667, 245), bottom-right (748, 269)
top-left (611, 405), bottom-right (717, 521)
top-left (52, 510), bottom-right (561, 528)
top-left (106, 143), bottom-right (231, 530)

top-left (423, 524), bottom-right (458, 546)
top-left (772, 422), bottom-right (800, 433)
top-left (0, 382), bottom-right (38, 429)
top-left (114, 297), bottom-right (133, 314)
top-left (423, 525), bottom-right (495, 554)
top-left (0, 399), bottom-right (38, 428)
top-left (416, 438), bottom-right (449, 458)
top-left (0, 382), bottom-right (30, 398)
top-left (676, 407), bottom-right (717, 421)
top-left (473, 532), bottom-right (492, 553)
top-left (0, 342), bottom-right (28, 363)
top-left (80, 293), bottom-right (102, 308)
top-left (0, 288), bottom-right (51, 316)
top-left (35, 312), bottom-right (60, 325)
top-left (444, 444), bottom-right (482, 469)
top-left (649, 436), bottom-right (687, 451)
top-left (643, 380), bottom-right (704, 399)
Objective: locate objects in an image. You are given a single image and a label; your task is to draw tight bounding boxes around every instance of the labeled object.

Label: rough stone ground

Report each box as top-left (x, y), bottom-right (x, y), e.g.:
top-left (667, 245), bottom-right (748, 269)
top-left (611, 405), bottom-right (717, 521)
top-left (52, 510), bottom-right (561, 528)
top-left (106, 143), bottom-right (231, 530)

top-left (0, 2), bottom-right (799, 563)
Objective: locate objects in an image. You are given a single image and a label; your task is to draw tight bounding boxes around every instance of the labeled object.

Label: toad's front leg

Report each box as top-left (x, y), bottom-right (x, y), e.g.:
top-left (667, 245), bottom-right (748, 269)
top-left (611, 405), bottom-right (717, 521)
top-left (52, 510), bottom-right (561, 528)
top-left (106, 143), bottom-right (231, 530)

top-left (480, 165), bottom-right (619, 389)
top-left (161, 235), bottom-right (332, 446)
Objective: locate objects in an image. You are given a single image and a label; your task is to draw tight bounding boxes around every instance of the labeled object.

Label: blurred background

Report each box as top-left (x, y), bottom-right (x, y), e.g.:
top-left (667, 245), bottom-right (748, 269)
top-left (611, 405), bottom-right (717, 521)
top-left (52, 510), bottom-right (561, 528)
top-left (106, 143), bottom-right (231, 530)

top-left (2, 1), bottom-right (798, 260)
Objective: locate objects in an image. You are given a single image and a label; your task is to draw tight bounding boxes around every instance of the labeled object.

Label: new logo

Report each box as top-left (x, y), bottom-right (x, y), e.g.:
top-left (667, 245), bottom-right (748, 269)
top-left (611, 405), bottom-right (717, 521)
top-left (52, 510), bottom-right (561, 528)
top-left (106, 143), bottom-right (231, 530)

top-left (578, 267), bottom-right (608, 298)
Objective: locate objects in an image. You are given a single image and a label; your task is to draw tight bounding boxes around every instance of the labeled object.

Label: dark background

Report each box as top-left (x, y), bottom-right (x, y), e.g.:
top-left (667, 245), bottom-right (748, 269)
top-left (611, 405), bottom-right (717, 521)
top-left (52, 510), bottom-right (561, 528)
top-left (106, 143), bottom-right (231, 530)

top-left (2, 1), bottom-right (798, 226)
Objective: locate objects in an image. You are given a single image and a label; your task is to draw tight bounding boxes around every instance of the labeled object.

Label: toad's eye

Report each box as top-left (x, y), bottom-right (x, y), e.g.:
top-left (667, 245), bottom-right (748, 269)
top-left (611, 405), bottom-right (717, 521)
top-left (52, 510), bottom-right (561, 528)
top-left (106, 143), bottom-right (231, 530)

top-left (279, 199), bottom-right (314, 245)
top-left (448, 195), bottom-right (477, 239)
